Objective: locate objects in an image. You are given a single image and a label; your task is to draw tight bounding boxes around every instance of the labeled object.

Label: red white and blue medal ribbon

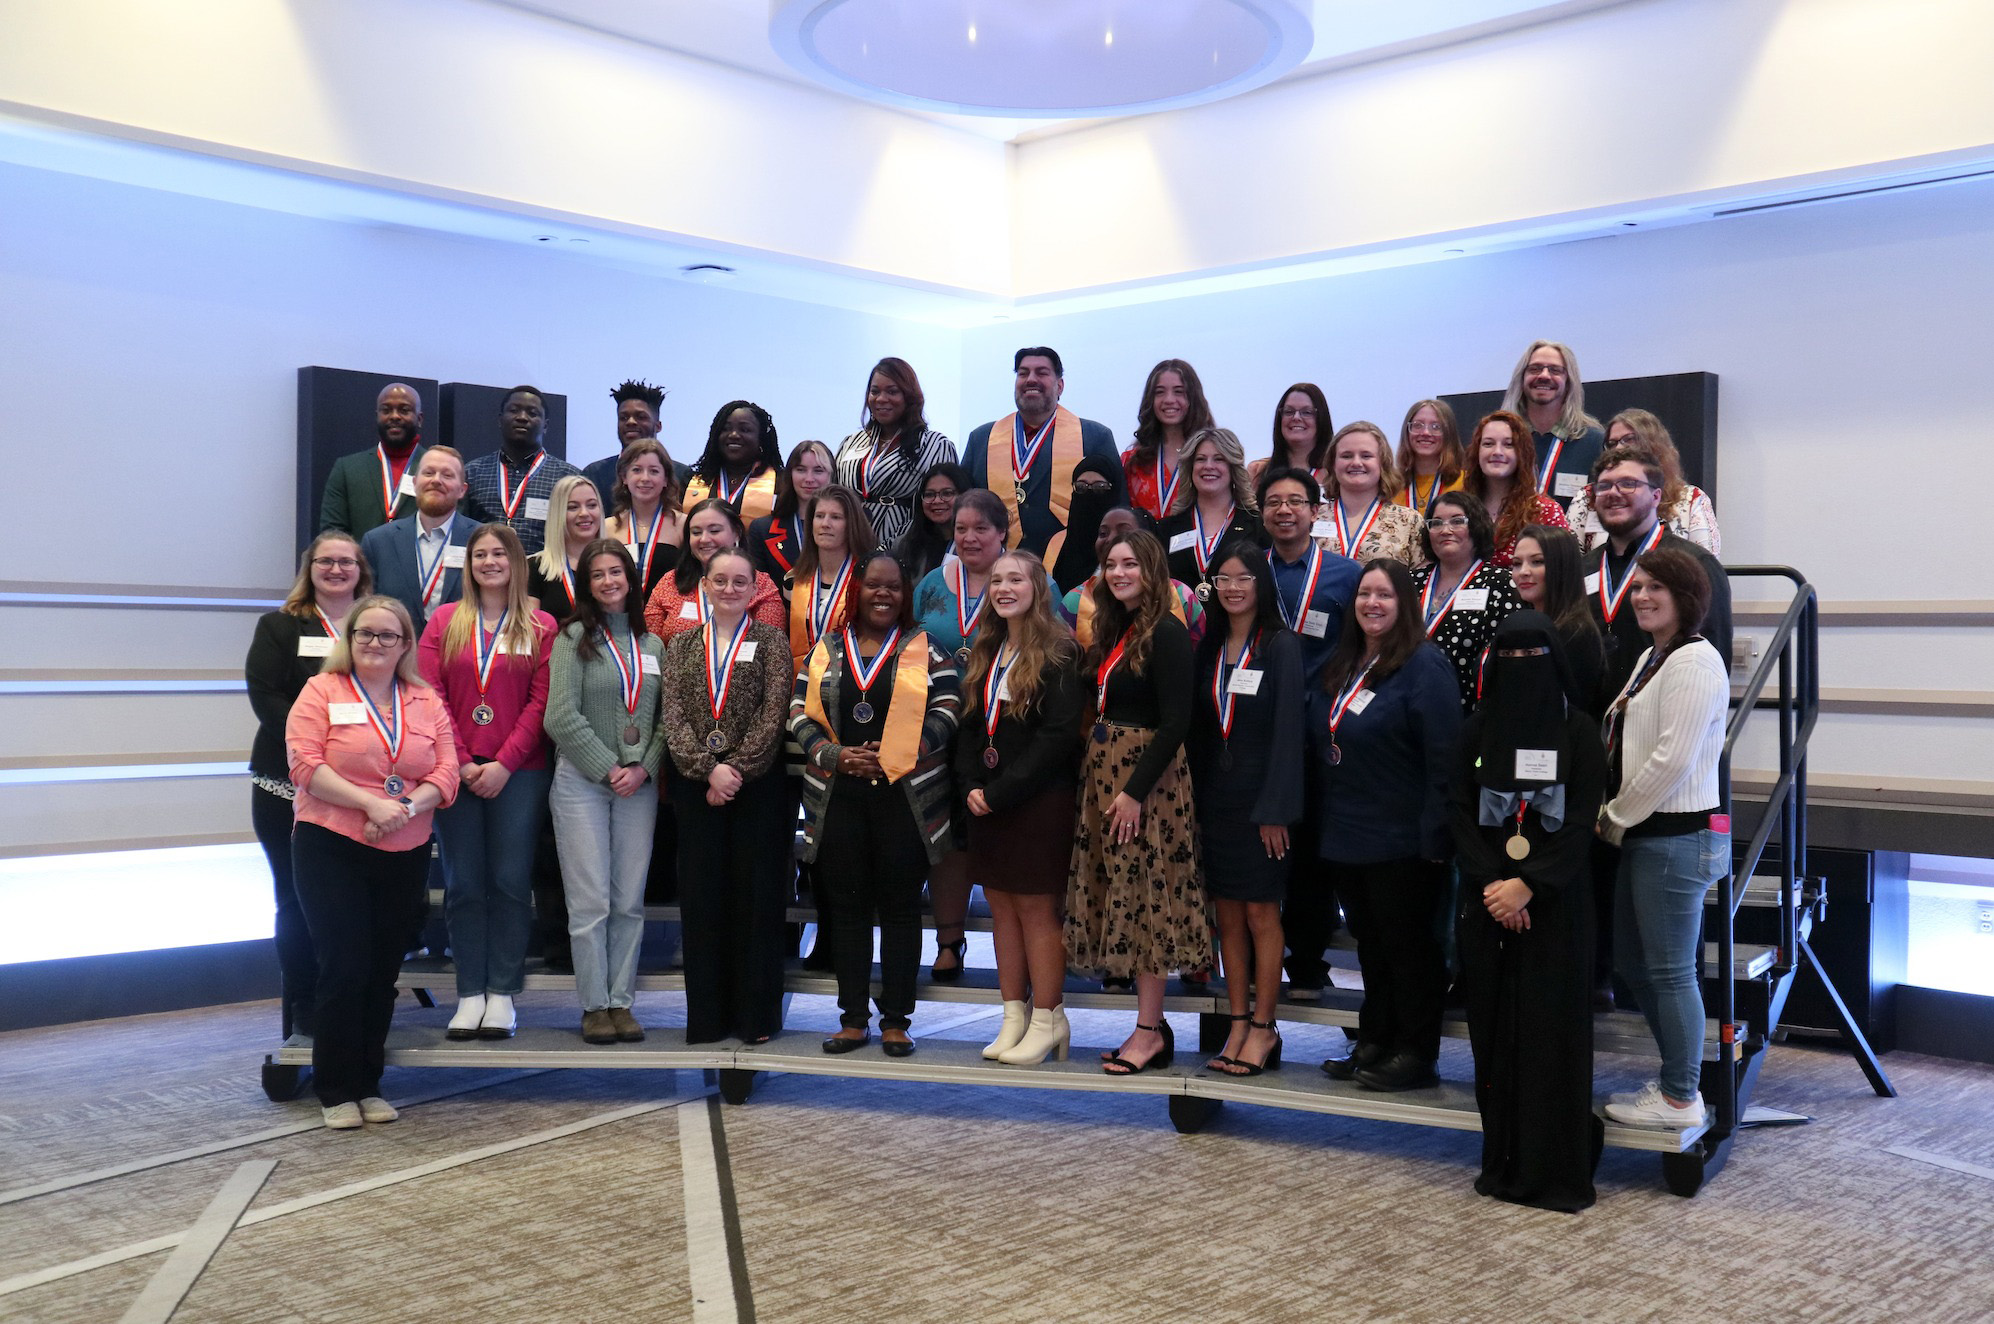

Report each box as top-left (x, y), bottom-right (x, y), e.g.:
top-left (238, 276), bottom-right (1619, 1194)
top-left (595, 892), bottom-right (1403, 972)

top-left (1327, 659), bottom-right (1377, 741)
top-left (1537, 436), bottom-right (1566, 495)
top-left (1096, 633), bottom-right (1131, 717)
top-left (474, 609), bottom-right (508, 698)
top-left (1270, 544), bottom-right (1324, 631)
top-left (602, 626), bottom-right (642, 720)
top-left (684, 588), bottom-right (708, 625)
top-left (704, 610), bottom-right (753, 722)
top-left (984, 646), bottom-right (1015, 740)
top-left (1598, 523), bottom-right (1665, 623)
top-left (1420, 559), bottom-right (1485, 637)
top-left (1013, 415), bottom-right (1054, 482)
top-left (951, 561), bottom-right (985, 641)
top-left (1213, 634), bottom-right (1255, 738)
top-left (625, 504), bottom-right (664, 587)
top-left (1152, 454), bottom-right (1184, 520)
top-left (417, 520), bottom-right (452, 609)
top-left (1332, 497), bottom-right (1382, 559)
top-left (858, 436), bottom-right (889, 499)
top-left (377, 444), bottom-right (411, 523)
top-left (314, 607), bottom-right (341, 640)
top-left (498, 451), bottom-right (547, 520)
top-left (1192, 503), bottom-right (1234, 576)
top-left (811, 556), bottom-right (853, 646)
top-left (347, 675), bottom-right (404, 766)
top-left (557, 559), bottom-right (578, 612)
top-left (717, 468), bottom-right (751, 506)
top-left (843, 624), bottom-right (899, 700)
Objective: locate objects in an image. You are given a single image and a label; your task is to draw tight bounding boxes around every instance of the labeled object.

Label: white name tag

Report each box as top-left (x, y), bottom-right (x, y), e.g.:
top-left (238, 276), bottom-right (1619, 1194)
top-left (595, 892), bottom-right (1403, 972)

top-left (442, 545), bottom-right (466, 569)
top-left (1453, 588), bottom-right (1489, 612)
top-left (996, 674), bottom-right (1011, 701)
top-left (1516, 748), bottom-right (1559, 780)
top-left (1554, 471), bottom-right (1586, 498)
top-left (737, 641), bottom-right (758, 662)
top-left (639, 653), bottom-right (661, 676)
top-left (397, 472), bottom-right (417, 498)
top-left (1583, 572), bottom-right (1601, 594)
top-left (1302, 609), bottom-right (1330, 638)
top-left (1227, 668), bottom-right (1264, 696)
top-left (297, 635), bottom-right (334, 658)
top-left (327, 702), bottom-right (367, 725)
top-left (1346, 689), bottom-right (1375, 715)
top-left (680, 601), bottom-right (701, 620)
top-left (1310, 519), bottom-right (1335, 540)
top-left (1168, 530), bottom-right (1197, 553)
top-left (495, 636), bottom-right (524, 654)
top-left (523, 497), bottom-right (550, 521)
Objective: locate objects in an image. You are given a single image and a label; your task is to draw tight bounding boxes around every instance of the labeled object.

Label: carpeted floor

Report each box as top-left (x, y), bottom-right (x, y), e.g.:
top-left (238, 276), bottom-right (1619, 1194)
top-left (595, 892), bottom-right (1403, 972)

top-left (1, 991), bottom-right (1990, 1322)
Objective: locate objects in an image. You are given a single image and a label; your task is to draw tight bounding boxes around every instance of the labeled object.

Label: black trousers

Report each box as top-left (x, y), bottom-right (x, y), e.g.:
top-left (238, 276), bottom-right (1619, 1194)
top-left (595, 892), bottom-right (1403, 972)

top-left (815, 778), bottom-right (930, 1030)
top-left (1282, 846), bottom-right (1341, 987)
top-left (670, 771), bottom-right (792, 1042)
top-left (292, 822), bottom-right (429, 1107)
top-left (1589, 837), bottom-right (1620, 992)
top-left (251, 785), bottom-right (316, 1038)
top-left (1329, 856), bottom-right (1449, 1061)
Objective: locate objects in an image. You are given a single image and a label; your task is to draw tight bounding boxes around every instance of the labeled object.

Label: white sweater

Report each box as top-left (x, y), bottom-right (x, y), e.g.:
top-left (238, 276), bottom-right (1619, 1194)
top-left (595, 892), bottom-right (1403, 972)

top-left (1601, 639), bottom-right (1728, 844)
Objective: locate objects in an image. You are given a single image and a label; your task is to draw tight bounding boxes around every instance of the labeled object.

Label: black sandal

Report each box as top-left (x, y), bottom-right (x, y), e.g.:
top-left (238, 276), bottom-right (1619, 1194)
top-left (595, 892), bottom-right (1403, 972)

top-left (931, 938), bottom-right (967, 982)
top-left (1103, 1021), bottom-right (1175, 1076)
top-left (1224, 1019), bottom-right (1284, 1077)
top-left (1202, 1014), bottom-right (1249, 1072)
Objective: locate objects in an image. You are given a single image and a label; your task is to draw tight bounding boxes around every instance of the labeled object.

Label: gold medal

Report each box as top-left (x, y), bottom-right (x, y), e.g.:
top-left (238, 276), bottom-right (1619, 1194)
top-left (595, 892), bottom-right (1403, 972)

top-left (1505, 834), bottom-right (1531, 861)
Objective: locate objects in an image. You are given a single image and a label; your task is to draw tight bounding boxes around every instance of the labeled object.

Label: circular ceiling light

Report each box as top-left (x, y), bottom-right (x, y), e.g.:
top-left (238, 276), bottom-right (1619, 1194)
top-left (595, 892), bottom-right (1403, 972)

top-left (769, 0), bottom-right (1313, 118)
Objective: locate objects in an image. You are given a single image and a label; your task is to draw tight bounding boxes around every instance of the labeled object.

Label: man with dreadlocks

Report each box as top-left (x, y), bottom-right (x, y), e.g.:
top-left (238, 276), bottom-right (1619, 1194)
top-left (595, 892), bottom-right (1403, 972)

top-left (582, 378), bottom-right (691, 508)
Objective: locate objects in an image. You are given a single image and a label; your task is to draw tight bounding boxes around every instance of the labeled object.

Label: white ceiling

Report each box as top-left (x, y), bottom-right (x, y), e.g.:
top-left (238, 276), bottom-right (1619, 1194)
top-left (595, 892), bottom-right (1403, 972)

top-left (487, 0), bottom-right (1635, 141)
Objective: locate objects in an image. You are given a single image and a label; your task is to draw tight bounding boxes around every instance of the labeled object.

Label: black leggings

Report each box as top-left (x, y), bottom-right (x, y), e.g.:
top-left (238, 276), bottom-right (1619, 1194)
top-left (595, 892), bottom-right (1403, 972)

top-left (1328, 857), bottom-right (1450, 1060)
top-left (251, 785), bottom-right (317, 1037)
top-left (815, 779), bottom-right (931, 1031)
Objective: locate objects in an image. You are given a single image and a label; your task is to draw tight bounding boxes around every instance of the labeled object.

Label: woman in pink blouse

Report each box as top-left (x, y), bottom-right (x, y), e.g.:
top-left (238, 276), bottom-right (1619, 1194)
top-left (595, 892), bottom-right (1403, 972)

top-left (419, 523), bottom-right (557, 1042)
top-left (288, 594), bottom-right (459, 1131)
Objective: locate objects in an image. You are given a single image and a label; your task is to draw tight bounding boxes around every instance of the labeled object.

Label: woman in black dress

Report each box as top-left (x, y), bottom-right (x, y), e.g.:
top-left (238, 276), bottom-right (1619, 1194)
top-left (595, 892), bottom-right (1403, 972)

top-left (1190, 542), bottom-right (1304, 1076)
top-left (1509, 524), bottom-right (1606, 718)
top-left (1450, 610), bottom-right (1607, 1212)
top-left (958, 549), bottom-right (1085, 1064)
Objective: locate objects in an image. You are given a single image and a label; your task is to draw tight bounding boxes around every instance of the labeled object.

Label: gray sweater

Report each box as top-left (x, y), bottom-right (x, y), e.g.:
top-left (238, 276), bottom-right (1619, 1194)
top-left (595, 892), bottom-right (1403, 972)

top-left (545, 613), bottom-right (665, 783)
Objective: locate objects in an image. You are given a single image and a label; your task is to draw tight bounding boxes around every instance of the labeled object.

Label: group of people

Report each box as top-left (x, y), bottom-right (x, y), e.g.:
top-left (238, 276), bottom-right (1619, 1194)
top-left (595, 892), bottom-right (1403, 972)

top-left (250, 337), bottom-right (1734, 1212)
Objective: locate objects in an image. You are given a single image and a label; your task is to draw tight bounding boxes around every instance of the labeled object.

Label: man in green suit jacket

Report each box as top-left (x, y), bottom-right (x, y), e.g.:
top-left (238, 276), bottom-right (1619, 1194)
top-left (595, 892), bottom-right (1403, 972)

top-left (317, 382), bottom-right (429, 539)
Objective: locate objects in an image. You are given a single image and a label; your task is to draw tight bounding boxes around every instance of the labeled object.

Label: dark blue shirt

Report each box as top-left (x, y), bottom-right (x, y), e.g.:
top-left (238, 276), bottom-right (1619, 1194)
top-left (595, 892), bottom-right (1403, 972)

top-left (1307, 643), bottom-right (1463, 864)
top-left (1267, 544), bottom-right (1360, 687)
top-left (1534, 424), bottom-right (1605, 513)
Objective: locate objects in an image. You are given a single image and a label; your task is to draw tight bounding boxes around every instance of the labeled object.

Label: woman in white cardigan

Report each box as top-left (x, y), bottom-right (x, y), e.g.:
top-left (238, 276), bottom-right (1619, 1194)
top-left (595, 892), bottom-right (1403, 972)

top-left (1596, 544), bottom-right (1730, 1129)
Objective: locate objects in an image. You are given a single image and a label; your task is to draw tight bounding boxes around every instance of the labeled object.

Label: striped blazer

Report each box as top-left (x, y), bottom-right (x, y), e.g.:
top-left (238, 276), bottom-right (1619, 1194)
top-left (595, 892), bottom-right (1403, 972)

top-left (787, 632), bottom-right (961, 866)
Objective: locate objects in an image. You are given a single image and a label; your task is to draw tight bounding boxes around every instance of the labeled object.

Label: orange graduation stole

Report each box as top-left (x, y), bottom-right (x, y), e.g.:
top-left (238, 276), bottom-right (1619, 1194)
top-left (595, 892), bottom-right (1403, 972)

top-left (992, 406), bottom-right (1084, 550)
top-left (684, 467), bottom-right (778, 524)
top-left (787, 558), bottom-right (854, 669)
top-left (804, 630), bottom-right (931, 783)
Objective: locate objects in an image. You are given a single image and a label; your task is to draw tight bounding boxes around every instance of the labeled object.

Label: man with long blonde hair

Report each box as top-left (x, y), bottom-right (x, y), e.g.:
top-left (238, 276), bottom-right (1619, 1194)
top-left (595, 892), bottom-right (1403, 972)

top-left (1500, 340), bottom-right (1604, 512)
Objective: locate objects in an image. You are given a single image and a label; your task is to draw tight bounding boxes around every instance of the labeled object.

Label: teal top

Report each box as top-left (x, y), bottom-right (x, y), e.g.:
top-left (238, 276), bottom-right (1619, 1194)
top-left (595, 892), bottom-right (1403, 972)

top-left (544, 612), bottom-right (666, 783)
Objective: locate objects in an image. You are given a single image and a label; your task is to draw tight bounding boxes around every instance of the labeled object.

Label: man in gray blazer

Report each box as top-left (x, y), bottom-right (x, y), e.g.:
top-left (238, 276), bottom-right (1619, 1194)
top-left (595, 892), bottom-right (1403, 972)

top-left (360, 445), bottom-right (473, 634)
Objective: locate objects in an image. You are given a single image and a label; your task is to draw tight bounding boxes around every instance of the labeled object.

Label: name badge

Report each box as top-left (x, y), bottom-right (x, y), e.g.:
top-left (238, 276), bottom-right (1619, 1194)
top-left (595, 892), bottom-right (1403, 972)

top-left (297, 635), bottom-right (334, 658)
top-left (397, 472), bottom-right (417, 498)
top-left (523, 497), bottom-right (550, 521)
top-left (1309, 519), bottom-right (1335, 540)
top-left (327, 701), bottom-right (367, 725)
top-left (1516, 748), bottom-right (1559, 780)
top-left (736, 641), bottom-right (758, 662)
top-left (679, 601), bottom-right (699, 620)
top-left (495, 637), bottom-right (523, 654)
top-left (1453, 588), bottom-right (1489, 611)
top-left (1227, 668), bottom-right (1264, 696)
top-left (996, 674), bottom-right (1011, 701)
top-left (1346, 689), bottom-right (1375, 715)
top-left (443, 545), bottom-right (466, 569)
top-left (1167, 530), bottom-right (1197, 554)
top-left (1301, 609), bottom-right (1330, 638)
top-left (1554, 472), bottom-right (1587, 498)
top-left (1583, 572), bottom-right (1602, 594)
top-left (639, 653), bottom-right (661, 676)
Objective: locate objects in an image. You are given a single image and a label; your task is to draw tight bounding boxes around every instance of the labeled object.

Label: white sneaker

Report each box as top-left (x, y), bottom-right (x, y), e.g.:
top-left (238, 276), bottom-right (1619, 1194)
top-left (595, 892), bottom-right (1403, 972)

top-left (1604, 1082), bottom-right (1705, 1128)
top-left (478, 993), bottom-right (516, 1039)
top-left (447, 995), bottom-right (487, 1040)
top-left (322, 1102), bottom-right (363, 1130)
top-left (1607, 1079), bottom-right (1660, 1107)
top-left (357, 1097), bottom-right (399, 1124)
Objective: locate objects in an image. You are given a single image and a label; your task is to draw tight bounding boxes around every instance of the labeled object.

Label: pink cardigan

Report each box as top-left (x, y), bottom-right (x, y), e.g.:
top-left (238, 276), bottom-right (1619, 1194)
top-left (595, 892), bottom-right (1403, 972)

top-left (417, 603), bottom-right (557, 771)
top-left (287, 672), bottom-right (460, 852)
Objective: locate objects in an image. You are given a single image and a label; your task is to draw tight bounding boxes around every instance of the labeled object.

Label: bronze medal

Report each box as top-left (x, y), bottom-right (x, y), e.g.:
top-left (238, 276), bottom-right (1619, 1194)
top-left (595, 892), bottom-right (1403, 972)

top-left (852, 701), bottom-right (876, 725)
top-left (982, 745), bottom-right (1000, 769)
top-left (1505, 834), bottom-right (1531, 861)
top-left (1326, 742), bottom-right (1341, 766)
top-left (706, 728), bottom-right (727, 753)
top-left (622, 724), bottom-right (641, 746)
top-left (471, 704), bottom-right (495, 726)
top-left (1092, 722), bottom-right (1109, 744)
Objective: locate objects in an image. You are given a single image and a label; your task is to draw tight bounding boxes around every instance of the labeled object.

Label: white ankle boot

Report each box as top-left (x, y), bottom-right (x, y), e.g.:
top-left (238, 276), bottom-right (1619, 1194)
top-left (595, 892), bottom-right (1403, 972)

top-left (998, 1006), bottom-right (1071, 1064)
top-left (983, 1000), bottom-right (1030, 1059)
top-left (447, 995), bottom-right (486, 1040)
top-left (479, 993), bottom-right (516, 1039)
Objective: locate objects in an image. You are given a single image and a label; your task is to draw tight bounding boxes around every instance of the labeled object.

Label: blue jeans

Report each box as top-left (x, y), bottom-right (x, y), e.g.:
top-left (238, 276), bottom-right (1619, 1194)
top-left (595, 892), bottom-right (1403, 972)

top-left (549, 756), bottom-right (657, 1011)
top-left (1615, 829), bottom-right (1728, 1102)
top-left (435, 763), bottom-right (551, 997)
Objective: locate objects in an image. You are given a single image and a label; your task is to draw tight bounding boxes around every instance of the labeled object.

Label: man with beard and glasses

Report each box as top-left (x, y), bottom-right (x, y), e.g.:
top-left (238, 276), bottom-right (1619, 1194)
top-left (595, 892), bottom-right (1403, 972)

top-left (462, 385), bottom-right (581, 556)
top-left (318, 382), bottom-right (431, 539)
top-left (1499, 340), bottom-right (1605, 513)
top-left (962, 347), bottom-right (1122, 560)
top-left (359, 446), bottom-right (473, 634)
top-left (582, 378), bottom-right (691, 511)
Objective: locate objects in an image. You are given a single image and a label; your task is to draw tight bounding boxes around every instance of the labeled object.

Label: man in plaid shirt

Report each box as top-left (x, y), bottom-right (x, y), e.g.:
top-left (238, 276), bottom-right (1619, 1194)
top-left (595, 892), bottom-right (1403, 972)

top-left (461, 386), bottom-right (582, 554)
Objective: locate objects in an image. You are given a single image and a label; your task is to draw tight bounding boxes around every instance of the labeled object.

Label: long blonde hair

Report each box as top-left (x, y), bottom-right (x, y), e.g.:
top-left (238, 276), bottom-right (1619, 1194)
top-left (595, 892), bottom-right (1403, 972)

top-left (532, 474), bottom-right (603, 581)
top-left (962, 551), bottom-right (1076, 718)
top-left (282, 533), bottom-right (374, 618)
top-left (1500, 339), bottom-right (1601, 438)
top-left (442, 523), bottom-right (541, 664)
top-left (321, 595), bottom-right (428, 686)
top-left (1086, 530), bottom-right (1174, 678)
top-left (1167, 426), bottom-right (1258, 517)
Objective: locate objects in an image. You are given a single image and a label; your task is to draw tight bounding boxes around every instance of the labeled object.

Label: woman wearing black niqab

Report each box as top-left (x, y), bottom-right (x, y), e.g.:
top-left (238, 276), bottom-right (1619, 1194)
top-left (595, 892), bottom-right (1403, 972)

top-left (1450, 610), bottom-right (1607, 1213)
top-left (1049, 454), bottom-right (1128, 592)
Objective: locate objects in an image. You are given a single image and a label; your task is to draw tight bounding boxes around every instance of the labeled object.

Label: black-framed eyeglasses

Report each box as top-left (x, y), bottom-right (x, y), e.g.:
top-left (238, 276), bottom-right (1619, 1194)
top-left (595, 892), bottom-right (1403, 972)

top-left (1591, 478), bottom-right (1657, 495)
top-left (352, 628), bottom-right (405, 646)
top-left (921, 488), bottom-right (959, 502)
top-left (312, 557), bottom-right (360, 570)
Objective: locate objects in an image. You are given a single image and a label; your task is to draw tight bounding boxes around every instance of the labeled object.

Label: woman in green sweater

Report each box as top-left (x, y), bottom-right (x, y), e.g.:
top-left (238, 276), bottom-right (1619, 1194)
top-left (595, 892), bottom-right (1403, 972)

top-left (545, 538), bottom-right (665, 1045)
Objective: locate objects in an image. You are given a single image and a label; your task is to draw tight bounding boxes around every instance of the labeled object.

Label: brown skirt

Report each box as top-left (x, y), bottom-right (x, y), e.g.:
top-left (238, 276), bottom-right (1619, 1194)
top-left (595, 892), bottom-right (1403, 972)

top-left (1064, 722), bottom-right (1210, 978)
top-left (966, 779), bottom-right (1077, 897)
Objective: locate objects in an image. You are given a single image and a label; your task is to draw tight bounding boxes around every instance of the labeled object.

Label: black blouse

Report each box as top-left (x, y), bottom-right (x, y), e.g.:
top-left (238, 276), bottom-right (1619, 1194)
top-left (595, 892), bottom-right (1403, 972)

top-left (1188, 626), bottom-right (1305, 825)
top-left (833, 639), bottom-right (899, 747)
top-left (1410, 562), bottom-right (1523, 714)
top-left (954, 653), bottom-right (1085, 811)
top-left (1095, 613), bottom-right (1194, 802)
top-left (1158, 506), bottom-right (1267, 590)
top-left (244, 609), bottom-right (337, 780)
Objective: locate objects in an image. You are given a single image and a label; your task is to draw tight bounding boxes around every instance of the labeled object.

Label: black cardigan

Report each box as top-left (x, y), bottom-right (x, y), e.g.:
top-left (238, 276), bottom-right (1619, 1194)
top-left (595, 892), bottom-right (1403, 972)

top-left (244, 609), bottom-right (336, 780)
top-left (953, 653), bottom-right (1085, 812)
top-left (1157, 506), bottom-right (1267, 589)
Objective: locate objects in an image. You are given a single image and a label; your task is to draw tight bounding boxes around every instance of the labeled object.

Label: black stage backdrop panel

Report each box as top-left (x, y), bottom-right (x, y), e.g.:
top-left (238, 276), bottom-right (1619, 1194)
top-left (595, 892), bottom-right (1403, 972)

top-left (1439, 371), bottom-right (1720, 501)
top-left (438, 381), bottom-right (569, 467)
top-left (296, 366), bottom-right (442, 556)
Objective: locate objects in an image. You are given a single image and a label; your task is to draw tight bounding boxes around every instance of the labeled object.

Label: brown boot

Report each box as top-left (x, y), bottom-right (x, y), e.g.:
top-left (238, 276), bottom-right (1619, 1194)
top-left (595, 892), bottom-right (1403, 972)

top-left (581, 1009), bottom-right (618, 1044)
top-left (607, 1007), bottom-right (645, 1043)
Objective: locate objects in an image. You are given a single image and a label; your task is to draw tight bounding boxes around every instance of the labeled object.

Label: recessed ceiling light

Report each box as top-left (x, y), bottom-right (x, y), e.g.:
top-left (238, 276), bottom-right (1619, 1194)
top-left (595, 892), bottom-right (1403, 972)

top-left (1443, 248), bottom-right (1465, 256)
top-left (679, 263), bottom-right (739, 284)
top-left (532, 234), bottom-right (557, 243)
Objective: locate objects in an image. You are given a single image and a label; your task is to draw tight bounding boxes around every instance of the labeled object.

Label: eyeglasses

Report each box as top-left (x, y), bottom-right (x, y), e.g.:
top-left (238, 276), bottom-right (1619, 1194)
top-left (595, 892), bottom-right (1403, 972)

top-left (1278, 407), bottom-right (1317, 420)
top-left (312, 557), bottom-right (360, 570)
top-left (352, 629), bottom-right (405, 646)
top-left (921, 488), bottom-right (959, 502)
top-left (1524, 365), bottom-right (1567, 378)
top-left (1407, 423), bottom-right (1444, 436)
top-left (1209, 574), bottom-right (1257, 588)
top-left (1424, 516), bottom-right (1470, 531)
top-left (1591, 478), bottom-right (1657, 495)
top-left (1262, 495), bottom-right (1313, 510)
